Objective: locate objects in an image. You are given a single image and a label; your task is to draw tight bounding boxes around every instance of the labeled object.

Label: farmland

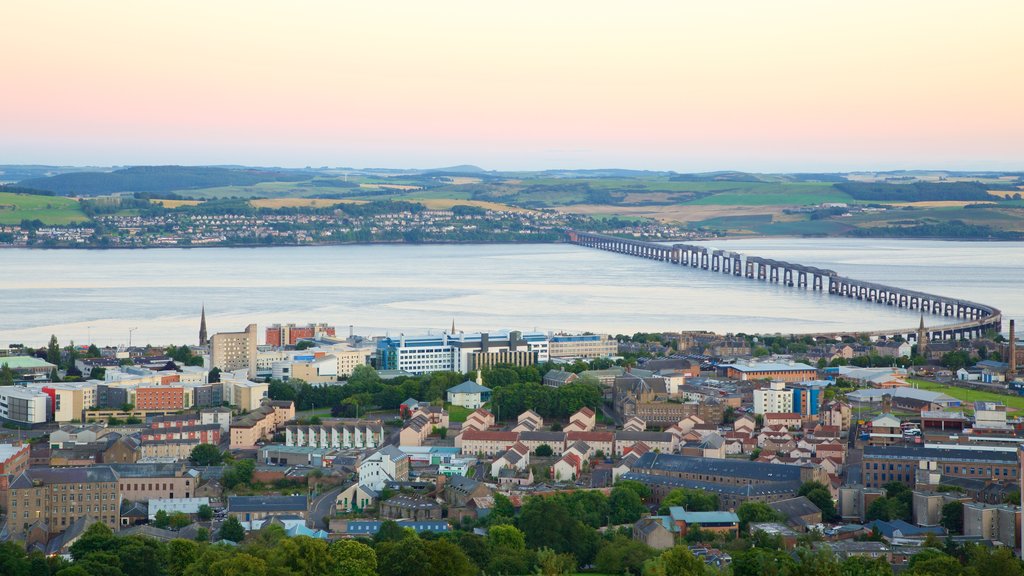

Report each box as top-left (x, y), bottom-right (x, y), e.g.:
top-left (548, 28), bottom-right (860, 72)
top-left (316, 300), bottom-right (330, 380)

top-left (0, 192), bottom-right (88, 225)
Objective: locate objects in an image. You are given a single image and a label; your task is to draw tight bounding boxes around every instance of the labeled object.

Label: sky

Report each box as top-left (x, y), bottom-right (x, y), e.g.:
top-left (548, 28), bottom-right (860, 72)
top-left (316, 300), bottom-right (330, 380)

top-left (2, 1), bottom-right (1022, 172)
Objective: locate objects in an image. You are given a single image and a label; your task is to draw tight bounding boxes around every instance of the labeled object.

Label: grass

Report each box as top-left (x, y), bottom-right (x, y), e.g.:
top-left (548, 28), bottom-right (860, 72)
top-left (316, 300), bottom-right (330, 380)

top-left (445, 402), bottom-right (489, 423)
top-left (0, 192), bottom-right (89, 225)
top-left (685, 182), bottom-right (849, 206)
top-left (251, 198), bottom-right (366, 209)
top-left (908, 378), bottom-right (1024, 411)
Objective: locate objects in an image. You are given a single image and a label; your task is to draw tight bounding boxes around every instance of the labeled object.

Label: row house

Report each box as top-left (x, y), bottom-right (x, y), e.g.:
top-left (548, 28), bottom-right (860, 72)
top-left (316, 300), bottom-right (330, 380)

top-left (285, 421), bottom-right (386, 450)
top-left (490, 442), bottom-right (530, 478)
top-left (462, 408), bottom-right (495, 432)
top-left (230, 401), bottom-right (295, 449)
top-left (140, 424), bottom-right (221, 444)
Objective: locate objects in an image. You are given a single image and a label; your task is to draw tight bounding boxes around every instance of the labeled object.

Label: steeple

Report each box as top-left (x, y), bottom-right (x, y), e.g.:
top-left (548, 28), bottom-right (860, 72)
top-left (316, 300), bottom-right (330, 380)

top-left (917, 314), bottom-right (927, 359)
top-left (199, 304), bottom-right (208, 346)
top-left (451, 318), bottom-right (456, 334)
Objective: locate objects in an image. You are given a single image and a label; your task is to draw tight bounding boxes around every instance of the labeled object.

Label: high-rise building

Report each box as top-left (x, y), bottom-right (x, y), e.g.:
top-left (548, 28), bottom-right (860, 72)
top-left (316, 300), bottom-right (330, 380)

top-left (265, 323), bottom-right (336, 347)
top-left (211, 324), bottom-right (258, 379)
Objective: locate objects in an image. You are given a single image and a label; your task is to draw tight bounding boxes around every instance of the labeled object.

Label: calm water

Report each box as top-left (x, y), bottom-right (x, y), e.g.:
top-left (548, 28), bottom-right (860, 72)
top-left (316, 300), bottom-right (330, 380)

top-left (1, 239), bottom-right (1021, 347)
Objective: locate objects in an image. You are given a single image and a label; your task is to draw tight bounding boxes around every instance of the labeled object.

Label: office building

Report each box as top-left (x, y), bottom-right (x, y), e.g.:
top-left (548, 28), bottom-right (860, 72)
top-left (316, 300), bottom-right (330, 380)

top-left (548, 333), bottom-right (618, 358)
top-left (265, 323), bottom-right (336, 346)
top-left (210, 324), bottom-right (258, 379)
top-left (0, 386), bottom-right (49, 426)
top-left (376, 330), bottom-right (548, 375)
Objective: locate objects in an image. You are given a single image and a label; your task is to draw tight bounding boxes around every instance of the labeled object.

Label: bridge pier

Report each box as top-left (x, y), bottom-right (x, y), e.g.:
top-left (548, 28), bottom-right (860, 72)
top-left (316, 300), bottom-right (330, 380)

top-left (783, 268), bottom-right (794, 287)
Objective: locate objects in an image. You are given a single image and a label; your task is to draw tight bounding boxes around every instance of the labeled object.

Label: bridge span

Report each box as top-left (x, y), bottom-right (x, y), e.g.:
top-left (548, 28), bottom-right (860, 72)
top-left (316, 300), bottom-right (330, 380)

top-left (567, 230), bottom-right (1002, 341)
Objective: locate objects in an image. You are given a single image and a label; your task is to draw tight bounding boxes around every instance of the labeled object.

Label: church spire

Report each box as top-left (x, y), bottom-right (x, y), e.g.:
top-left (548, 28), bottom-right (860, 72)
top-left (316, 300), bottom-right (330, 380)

top-left (451, 318), bottom-right (456, 334)
top-left (199, 304), bottom-right (208, 346)
top-left (917, 314), bottom-right (927, 359)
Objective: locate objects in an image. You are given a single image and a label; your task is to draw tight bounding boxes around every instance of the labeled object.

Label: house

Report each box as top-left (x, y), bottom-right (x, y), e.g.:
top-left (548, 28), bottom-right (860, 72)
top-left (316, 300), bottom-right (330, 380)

top-left (462, 408), bottom-right (495, 432)
top-left (551, 452), bottom-right (582, 481)
top-left (336, 483), bottom-right (378, 513)
top-left (569, 407), bottom-right (597, 431)
top-left (512, 410), bottom-right (544, 433)
top-left (446, 380), bottom-right (492, 409)
top-left (399, 414), bottom-right (432, 447)
top-left (490, 442), bottom-right (530, 478)
top-left (734, 414), bottom-right (756, 434)
top-left (567, 431), bottom-right (614, 457)
top-left (358, 445), bottom-right (410, 491)
top-left (668, 508), bottom-right (740, 538)
top-left (769, 496), bottom-right (823, 530)
top-left (624, 416), bottom-right (647, 432)
top-left (443, 474), bottom-right (491, 507)
top-left (868, 414), bottom-right (902, 446)
top-left (764, 413), bottom-right (802, 429)
top-left (228, 495), bottom-right (308, 523)
top-left (399, 398), bottom-right (422, 418)
top-left (564, 440), bottom-right (593, 461)
top-left (518, 431), bottom-right (567, 455)
top-left (615, 431), bottom-right (674, 456)
top-left (543, 370), bottom-right (578, 387)
top-left (633, 516), bottom-right (675, 550)
top-left (456, 430), bottom-right (519, 457)
top-left (380, 494), bottom-right (442, 521)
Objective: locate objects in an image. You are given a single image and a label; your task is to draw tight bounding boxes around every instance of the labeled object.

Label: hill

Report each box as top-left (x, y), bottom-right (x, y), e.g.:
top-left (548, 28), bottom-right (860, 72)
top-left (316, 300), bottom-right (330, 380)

top-left (18, 165), bottom-right (316, 196)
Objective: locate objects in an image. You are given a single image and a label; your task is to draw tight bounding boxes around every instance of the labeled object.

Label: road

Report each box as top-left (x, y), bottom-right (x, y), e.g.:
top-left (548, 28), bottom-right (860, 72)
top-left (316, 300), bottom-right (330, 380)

top-left (308, 484), bottom-right (348, 529)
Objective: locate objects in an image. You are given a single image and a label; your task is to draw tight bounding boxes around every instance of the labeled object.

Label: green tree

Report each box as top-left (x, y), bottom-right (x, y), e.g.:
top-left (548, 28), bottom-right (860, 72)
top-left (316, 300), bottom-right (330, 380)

top-left (69, 522), bottom-right (116, 561)
top-left (840, 556), bottom-right (893, 576)
top-left (169, 512), bottom-right (191, 530)
top-left (534, 547), bottom-right (575, 576)
top-left (608, 484), bottom-right (646, 524)
top-left (87, 344), bottom-right (101, 357)
top-left (166, 539), bottom-right (201, 576)
top-left (595, 536), bottom-right (656, 575)
top-left (614, 479), bottom-right (652, 500)
top-left (197, 505), bottom-right (213, 521)
top-left (218, 516), bottom-right (245, 542)
top-left (799, 481), bottom-right (839, 522)
top-left (534, 444), bottom-right (553, 457)
top-left (941, 501), bottom-right (963, 534)
top-left (153, 510), bottom-right (170, 529)
top-left (329, 539), bottom-right (377, 576)
top-left (905, 548), bottom-right (963, 576)
top-left (731, 547), bottom-right (797, 576)
top-left (790, 548), bottom-right (841, 576)
top-left (488, 524), bottom-right (527, 553)
top-left (0, 363), bottom-right (14, 386)
top-left (517, 496), bottom-right (600, 565)
top-left (194, 527), bottom-right (209, 542)
top-left (736, 501), bottom-right (784, 533)
top-left (190, 444), bottom-right (223, 466)
top-left (658, 488), bottom-right (718, 514)
top-left (47, 335), bottom-right (61, 367)
top-left (374, 520), bottom-right (411, 543)
top-left (642, 545), bottom-right (707, 576)
top-left (208, 553), bottom-right (267, 576)
top-left (491, 493), bottom-right (515, 521)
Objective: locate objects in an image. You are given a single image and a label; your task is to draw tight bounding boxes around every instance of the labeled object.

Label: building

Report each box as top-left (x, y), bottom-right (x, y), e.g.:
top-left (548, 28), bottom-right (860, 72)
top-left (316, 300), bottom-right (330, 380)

top-left (0, 443), bottom-right (31, 509)
top-left (228, 495), bottom-right (308, 523)
top-left (380, 494), bottom-right (442, 521)
top-left (861, 445), bottom-right (1018, 489)
top-left (230, 400), bottom-right (295, 449)
top-left (109, 463), bottom-right (199, 501)
top-left (764, 413), bottom-right (802, 429)
top-left (135, 385), bottom-right (186, 411)
top-left (219, 371), bottom-right (269, 411)
top-left (285, 421), bottom-right (386, 449)
top-left (0, 356), bottom-right (56, 382)
top-left (867, 414), bottom-right (903, 446)
top-left (754, 382), bottom-right (794, 415)
top-left (718, 362), bottom-right (818, 383)
top-left (621, 452), bottom-right (823, 510)
top-left (769, 496), bottom-right (823, 530)
top-left (668, 508), bottom-right (740, 538)
top-left (547, 333), bottom-right (617, 358)
top-left (0, 386), bottom-right (49, 426)
top-left (43, 382), bottom-right (97, 423)
top-left (147, 497), bottom-right (210, 519)
top-left (633, 516), bottom-right (676, 550)
top-left (962, 502), bottom-right (1019, 547)
top-left (375, 330), bottom-right (549, 375)
top-left (265, 323), bottom-right (336, 346)
top-left (358, 446), bottom-right (410, 491)
top-left (7, 467), bottom-right (120, 534)
top-left (456, 430), bottom-right (519, 457)
top-left (543, 370), bottom-right (579, 388)
top-left (210, 323), bottom-right (258, 379)
top-left (446, 380), bottom-right (492, 409)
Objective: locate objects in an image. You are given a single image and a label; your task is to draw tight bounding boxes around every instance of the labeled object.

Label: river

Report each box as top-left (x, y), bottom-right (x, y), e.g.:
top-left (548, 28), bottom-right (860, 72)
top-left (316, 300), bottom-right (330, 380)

top-left (1, 239), bottom-right (1021, 347)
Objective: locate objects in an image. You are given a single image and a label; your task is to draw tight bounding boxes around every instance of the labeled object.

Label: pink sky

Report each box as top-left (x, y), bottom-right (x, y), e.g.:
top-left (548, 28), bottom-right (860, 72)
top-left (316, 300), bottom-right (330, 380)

top-left (2, 1), bottom-right (1022, 171)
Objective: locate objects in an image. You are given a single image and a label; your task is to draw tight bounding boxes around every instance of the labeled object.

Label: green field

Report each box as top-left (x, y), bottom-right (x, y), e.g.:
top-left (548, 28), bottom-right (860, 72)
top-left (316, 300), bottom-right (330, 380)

top-left (445, 402), bottom-right (489, 423)
top-left (0, 192), bottom-right (88, 225)
top-left (908, 378), bottom-right (1024, 412)
top-left (685, 182), bottom-right (850, 206)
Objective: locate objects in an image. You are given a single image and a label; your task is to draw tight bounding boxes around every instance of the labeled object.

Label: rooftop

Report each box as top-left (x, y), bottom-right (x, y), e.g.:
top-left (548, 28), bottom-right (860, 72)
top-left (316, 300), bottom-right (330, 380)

top-left (228, 495), bottom-right (308, 512)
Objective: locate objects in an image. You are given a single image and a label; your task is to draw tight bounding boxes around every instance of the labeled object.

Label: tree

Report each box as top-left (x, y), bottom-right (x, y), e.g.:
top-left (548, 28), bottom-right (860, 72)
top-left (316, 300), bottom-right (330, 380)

top-left (488, 524), bottom-right (527, 553)
top-left (153, 510), bottom-right (170, 529)
top-left (905, 548), bottom-right (963, 576)
top-left (208, 367), bottom-right (221, 383)
top-left (608, 485), bottom-right (646, 524)
top-left (189, 444), bottom-right (223, 466)
top-left (799, 481), bottom-right (839, 522)
top-left (169, 512), bottom-right (191, 530)
top-left (642, 545), bottom-right (706, 576)
top-left (47, 335), bottom-right (61, 367)
top-left (491, 493), bottom-right (515, 521)
top-left (595, 536), bottom-right (656, 575)
top-left (0, 363), bottom-right (13, 386)
top-left (614, 479), bottom-right (651, 500)
top-left (535, 547), bottom-right (575, 576)
top-left (841, 556), bottom-right (893, 576)
top-left (731, 547), bottom-right (797, 576)
top-left (194, 527), bottom-right (209, 542)
top-left (69, 522), bottom-right (116, 561)
top-left (517, 496), bottom-right (600, 565)
top-left (658, 488), bottom-right (718, 514)
top-left (737, 501), bottom-right (784, 533)
top-left (941, 501), bottom-right (963, 534)
top-left (89, 367), bottom-right (106, 380)
top-left (218, 516), bottom-right (245, 542)
top-left (534, 444), bottom-right (553, 457)
top-left (329, 540), bottom-right (377, 576)
top-left (374, 520), bottom-right (411, 543)
top-left (197, 504), bottom-right (213, 521)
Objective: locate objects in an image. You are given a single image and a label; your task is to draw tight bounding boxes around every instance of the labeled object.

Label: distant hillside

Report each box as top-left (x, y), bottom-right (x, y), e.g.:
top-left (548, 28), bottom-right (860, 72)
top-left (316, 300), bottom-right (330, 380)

top-left (834, 181), bottom-right (996, 202)
top-left (424, 164), bottom-right (485, 174)
top-left (18, 165), bottom-right (316, 196)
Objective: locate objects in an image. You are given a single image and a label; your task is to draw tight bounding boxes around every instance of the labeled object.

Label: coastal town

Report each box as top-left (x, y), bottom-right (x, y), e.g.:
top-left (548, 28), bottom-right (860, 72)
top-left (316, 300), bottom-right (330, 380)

top-left (1, 314), bottom-right (1022, 573)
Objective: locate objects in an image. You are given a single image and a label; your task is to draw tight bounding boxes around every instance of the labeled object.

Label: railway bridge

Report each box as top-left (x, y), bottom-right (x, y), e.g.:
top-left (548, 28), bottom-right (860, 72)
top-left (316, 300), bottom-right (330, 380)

top-left (567, 230), bottom-right (1002, 341)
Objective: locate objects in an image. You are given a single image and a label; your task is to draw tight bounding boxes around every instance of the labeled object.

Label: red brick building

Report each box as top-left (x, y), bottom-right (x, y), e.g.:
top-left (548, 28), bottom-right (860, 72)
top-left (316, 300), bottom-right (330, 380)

top-left (266, 323), bottom-right (336, 346)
